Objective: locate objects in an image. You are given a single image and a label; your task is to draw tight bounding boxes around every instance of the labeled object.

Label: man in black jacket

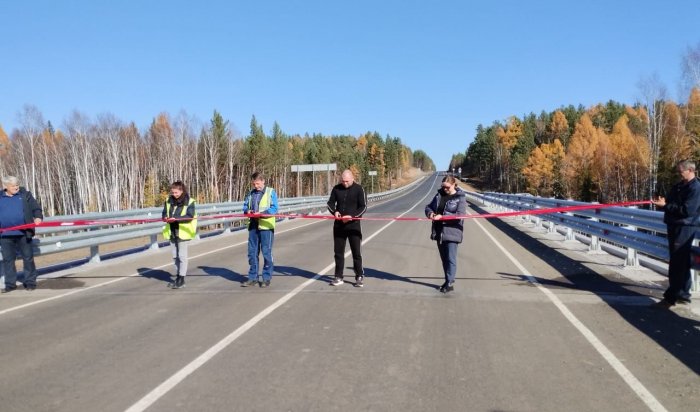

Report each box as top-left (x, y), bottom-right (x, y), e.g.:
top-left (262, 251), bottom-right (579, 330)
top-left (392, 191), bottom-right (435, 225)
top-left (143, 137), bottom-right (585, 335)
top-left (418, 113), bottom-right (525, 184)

top-left (0, 176), bottom-right (43, 293)
top-left (651, 160), bottom-right (700, 308)
top-left (327, 169), bottom-right (367, 287)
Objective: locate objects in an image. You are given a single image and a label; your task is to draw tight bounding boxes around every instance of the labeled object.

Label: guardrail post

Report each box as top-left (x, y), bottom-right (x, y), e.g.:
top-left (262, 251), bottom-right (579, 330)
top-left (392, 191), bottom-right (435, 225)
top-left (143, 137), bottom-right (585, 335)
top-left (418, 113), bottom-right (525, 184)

top-left (149, 234), bottom-right (159, 250)
top-left (89, 245), bottom-right (101, 263)
top-left (548, 219), bottom-right (556, 233)
top-left (565, 226), bottom-right (574, 240)
top-left (624, 221), bottom-right (639, 267)
top-left (565, 212), bottom-right (575, 241)
top-left (589, 217), bottom-right (601, 252)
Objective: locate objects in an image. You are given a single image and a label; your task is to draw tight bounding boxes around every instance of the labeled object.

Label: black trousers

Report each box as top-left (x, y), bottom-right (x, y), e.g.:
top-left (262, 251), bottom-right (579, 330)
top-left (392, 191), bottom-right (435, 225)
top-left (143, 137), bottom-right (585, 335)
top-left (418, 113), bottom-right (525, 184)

top-left (664, 226), bottom-right (693, 303)
top-left (333, 223), bottom-right (363, 278)
top-left (1, 235), bottom-right (38, 288)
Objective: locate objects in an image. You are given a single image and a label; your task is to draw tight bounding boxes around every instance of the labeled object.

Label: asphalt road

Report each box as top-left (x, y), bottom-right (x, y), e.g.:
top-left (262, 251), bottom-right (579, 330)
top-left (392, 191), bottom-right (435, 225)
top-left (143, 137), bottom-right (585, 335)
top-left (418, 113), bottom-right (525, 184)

top-left (0, 174), bottom-right (698, 412)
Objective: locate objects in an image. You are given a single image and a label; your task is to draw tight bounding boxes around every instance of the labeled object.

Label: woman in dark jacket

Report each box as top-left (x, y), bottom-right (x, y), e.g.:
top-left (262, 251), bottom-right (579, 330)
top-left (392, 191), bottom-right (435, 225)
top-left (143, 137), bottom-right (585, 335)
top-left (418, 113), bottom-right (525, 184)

top-left (162, 181), bottom-right (197, 289)
top-left (425, 175), bottom-right (467, 293)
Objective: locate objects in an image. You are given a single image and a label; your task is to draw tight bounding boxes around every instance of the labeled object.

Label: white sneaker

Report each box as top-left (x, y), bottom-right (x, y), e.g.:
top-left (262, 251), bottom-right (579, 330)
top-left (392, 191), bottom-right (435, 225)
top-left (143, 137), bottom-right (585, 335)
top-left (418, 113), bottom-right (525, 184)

top-left (330, 277), bottom-right (344, 286)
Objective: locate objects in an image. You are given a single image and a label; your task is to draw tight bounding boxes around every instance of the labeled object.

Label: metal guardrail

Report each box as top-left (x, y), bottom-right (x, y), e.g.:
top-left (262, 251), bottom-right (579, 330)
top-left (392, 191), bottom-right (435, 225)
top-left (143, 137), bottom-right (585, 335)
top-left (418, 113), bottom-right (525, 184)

top-left (7, 176), bottom-right (427, 267)
top-left (467, 191), bottom-right (698, 293)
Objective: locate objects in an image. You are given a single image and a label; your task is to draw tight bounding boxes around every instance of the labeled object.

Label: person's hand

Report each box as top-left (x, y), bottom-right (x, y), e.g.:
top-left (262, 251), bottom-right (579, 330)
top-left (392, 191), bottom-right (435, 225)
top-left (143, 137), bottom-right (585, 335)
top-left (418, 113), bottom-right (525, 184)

top-left (341, 215), bottom-right (353, 223)
top-left (165, 217), bottom-right (177, 223)
top-left (334, 211), bottom-right (342, 219)
top-left (651, 196), bottom-right (666, 208)
top-left (432, 214), bottom-right (443, 221)
top-left (33, 218), bottom-right (42, 225)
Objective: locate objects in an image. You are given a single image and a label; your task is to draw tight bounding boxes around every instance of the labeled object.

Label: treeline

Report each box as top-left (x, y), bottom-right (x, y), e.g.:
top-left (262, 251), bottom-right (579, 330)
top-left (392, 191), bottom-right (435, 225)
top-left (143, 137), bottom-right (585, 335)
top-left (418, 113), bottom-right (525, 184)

top-left (454, 90), bottom-right (700, 202)
top-left (453, 43), bottom-right (700, 202)
top-left (0, 107), bottom-right (435, 216)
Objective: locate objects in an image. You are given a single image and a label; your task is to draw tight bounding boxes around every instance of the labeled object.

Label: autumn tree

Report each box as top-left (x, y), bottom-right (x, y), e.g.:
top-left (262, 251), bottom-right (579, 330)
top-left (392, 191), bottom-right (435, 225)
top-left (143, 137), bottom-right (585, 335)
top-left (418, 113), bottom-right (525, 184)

top-left (657, 101), bottom-right (692, 194)
top-left (564, 114), bottom-right (601, 201)
top-left (546, 110), bottom-right (570, 146)
top-left (495, 117), bottom-right (522, 191)
top-left (522, 139), bottom-right (565, 197)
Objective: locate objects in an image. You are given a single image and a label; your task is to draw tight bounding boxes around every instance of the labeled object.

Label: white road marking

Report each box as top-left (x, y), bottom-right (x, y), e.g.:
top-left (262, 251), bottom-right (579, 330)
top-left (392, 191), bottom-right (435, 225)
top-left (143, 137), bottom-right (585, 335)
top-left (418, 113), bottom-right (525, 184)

top-left (469, 210), bottom-right (668, 412)
top-left (124, 177), bottom-right (438, 412)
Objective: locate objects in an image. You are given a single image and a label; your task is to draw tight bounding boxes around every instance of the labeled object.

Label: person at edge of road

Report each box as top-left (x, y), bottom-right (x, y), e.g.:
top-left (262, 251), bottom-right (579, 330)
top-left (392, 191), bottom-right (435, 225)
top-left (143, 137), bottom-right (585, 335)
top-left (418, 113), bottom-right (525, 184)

top-left (162, 181), bottom-right (197, 290)
top-left (650, 159), bottom-right (700, 308)
top-left (0, 176), bottom-right (43, 293)
top-left (241, 172), bottom-right (279, 288)
top-left (424, 175), bottom-right (467, 294)
top-left (327, 169), bottom-right (367, 287)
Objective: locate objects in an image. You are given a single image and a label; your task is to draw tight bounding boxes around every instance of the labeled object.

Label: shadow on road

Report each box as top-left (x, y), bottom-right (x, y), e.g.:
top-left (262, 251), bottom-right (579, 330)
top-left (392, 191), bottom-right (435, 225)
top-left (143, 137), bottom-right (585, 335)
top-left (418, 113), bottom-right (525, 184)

top-left (468, 200), bottom-right (700, 376)
top-left (275, 265), bottom-right (329, 281)
top-left (198, 266), bottom-right (246, 283)
top-left (137, 267), bottom-right (172, 283)
top-left (364, 267), bottom-right (440, 289)
top-left (38, 277), bottom-right (86, 290)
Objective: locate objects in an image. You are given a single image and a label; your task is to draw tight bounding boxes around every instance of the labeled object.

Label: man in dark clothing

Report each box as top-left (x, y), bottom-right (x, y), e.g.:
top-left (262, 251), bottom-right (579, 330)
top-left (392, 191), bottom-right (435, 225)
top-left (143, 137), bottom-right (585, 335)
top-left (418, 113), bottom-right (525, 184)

top-left (651, 160), bottom-right (700, 308)
top-left (0, 176), bottom-right (43, 293)
top-left (326, 169), bottom-right (367, 287)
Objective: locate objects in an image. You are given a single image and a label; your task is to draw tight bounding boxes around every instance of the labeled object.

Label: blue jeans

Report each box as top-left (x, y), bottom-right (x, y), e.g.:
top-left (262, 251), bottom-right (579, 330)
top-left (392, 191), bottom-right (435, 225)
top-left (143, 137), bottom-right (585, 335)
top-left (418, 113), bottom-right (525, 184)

top-left (247, 228), bottom-right (274, 282)
top-left (1, 235), bottom-right (38, 288)
top-left (437, 241), bottom-right (458, 285)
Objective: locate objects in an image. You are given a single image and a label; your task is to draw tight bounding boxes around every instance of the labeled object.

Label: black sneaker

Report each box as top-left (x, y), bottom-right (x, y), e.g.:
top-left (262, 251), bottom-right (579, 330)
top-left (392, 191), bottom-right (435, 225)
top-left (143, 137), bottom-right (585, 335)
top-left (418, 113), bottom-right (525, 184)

top-left (441, 283), bottom-right (454, 293)
top-left (676, 297), bottom-right (691, 305)
top-left (171, 276), bottom-right (185, 289)
top-left (1, 286), bottom-right (18, 294)
top-left (260, 280), bottom-right (271, 288)
top-left (23, 284), bottom-right (37, 291)
top-left (241, 280), bottom-right (259, 287)
top-left (330, 277), bottom-right (344, 286)
top-left (438, 282), bottom-right (448, 292)
top-left (354, 276), bottom-right (364, 288)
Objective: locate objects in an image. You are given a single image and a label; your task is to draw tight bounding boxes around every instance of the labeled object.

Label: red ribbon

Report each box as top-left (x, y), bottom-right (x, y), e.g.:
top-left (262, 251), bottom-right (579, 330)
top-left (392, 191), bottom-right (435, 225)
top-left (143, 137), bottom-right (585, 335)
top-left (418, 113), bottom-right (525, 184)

top-left (0, 200), bottom-right (652, 232)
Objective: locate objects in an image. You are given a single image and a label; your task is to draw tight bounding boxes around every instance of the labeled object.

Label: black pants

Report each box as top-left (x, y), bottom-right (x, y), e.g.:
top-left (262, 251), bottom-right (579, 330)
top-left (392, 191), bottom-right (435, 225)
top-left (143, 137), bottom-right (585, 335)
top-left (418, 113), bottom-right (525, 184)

top-left (664, 227), bottom-right (693, 303)
top-left (333, 223), bottom-right (363, 278)
top-left (1, 235), bottom-right (38, 288)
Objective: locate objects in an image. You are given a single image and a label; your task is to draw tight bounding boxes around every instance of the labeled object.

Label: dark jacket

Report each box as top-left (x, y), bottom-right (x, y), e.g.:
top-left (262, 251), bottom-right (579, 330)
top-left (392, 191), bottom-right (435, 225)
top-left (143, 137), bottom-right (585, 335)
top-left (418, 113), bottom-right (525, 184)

top-left (0, 187), bottom-right (43, 238)
top-left (327, 182), bottom-right (367, 229)
top-left (425, 187), bottom-right (467, 243)
top-left (662, 177), bottom-right (700, 248)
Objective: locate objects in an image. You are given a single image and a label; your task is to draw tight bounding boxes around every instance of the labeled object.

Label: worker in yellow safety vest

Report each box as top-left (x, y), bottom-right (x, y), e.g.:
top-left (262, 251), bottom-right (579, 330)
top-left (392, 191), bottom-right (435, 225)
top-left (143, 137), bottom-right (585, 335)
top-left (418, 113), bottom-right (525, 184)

top-left (241, 172), bottom-right (279, 288)
top-left (162, 181), bottom-right (197, 289)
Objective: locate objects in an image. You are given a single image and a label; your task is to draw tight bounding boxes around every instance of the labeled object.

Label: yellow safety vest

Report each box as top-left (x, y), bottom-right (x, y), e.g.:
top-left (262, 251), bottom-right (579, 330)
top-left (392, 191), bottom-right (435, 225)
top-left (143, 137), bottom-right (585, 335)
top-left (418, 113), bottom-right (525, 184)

top-left (247, 187), bottom-right (275, 230)
top-left (162, 198), bottom-right (197, 240)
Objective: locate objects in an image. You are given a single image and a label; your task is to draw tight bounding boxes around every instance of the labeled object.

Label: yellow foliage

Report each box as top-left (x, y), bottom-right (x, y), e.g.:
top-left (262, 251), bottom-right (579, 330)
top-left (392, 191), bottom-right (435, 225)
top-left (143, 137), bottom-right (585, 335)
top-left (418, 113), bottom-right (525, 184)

top-left (548, 111), bottom-right (569, 142)
top-left (356, 136), bottom-right (368, 153)
top-left (0, 125), bottom-right (9, 157)
top-left (686, 88), bottom-right (700, 139)
top-left (522, 139), bottom-right (565, 196)
top-left (659, 101), bottom-right (692, 174)
top-left (496, 117), bottom-right (522, 151)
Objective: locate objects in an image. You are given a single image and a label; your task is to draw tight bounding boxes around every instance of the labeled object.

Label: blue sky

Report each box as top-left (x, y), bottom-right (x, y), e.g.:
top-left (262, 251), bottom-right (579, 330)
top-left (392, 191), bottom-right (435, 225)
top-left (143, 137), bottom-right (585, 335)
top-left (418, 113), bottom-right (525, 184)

top-left (1, 0), bottom-right (698, 169)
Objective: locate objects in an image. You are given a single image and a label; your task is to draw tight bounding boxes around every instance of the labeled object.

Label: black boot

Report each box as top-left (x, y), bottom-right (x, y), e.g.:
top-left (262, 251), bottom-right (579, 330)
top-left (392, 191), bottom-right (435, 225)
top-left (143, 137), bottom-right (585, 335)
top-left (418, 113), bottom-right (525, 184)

top-left (173, 275), bottom-right (185, 289)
